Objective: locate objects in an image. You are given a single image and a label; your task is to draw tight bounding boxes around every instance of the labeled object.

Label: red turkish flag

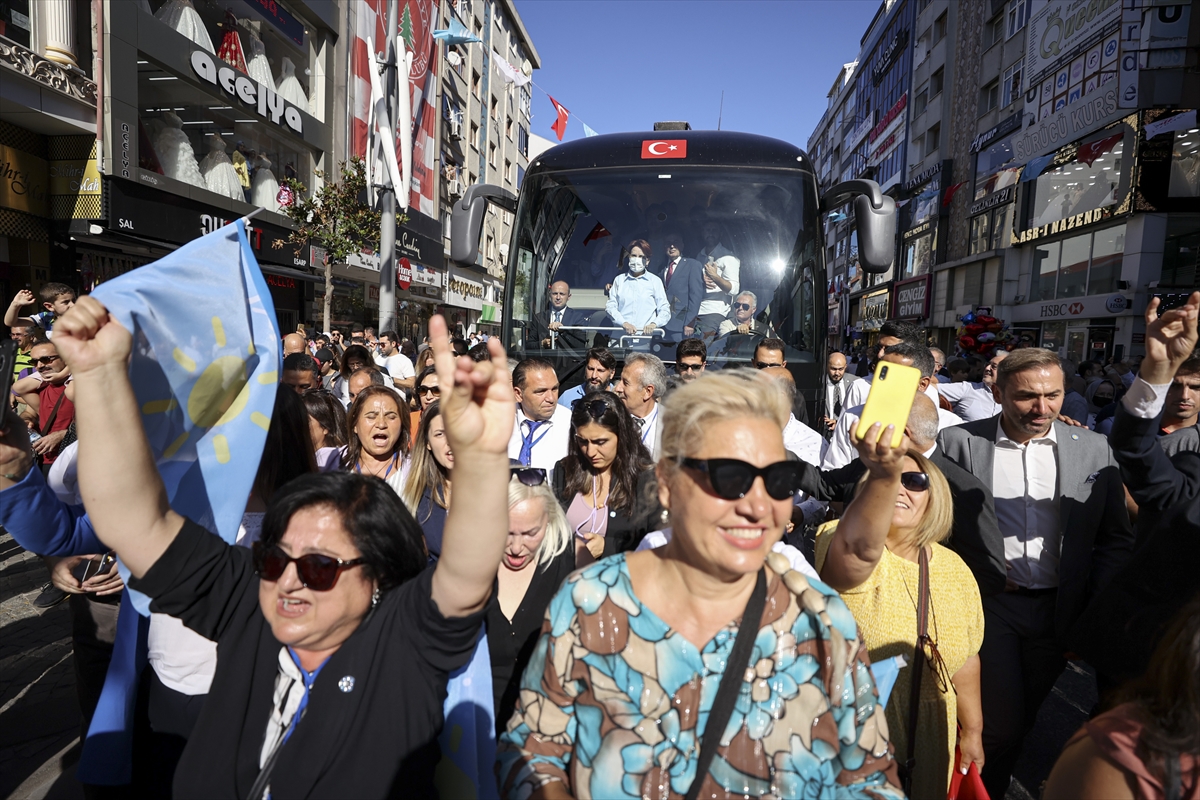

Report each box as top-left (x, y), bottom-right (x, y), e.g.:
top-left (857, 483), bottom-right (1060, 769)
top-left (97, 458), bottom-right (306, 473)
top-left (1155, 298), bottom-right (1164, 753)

top-left (1077, 132), bottom-right (1122, 167)
top-left (549, 95), bottom-right (569, 141)
top-left (641, 139), bottom-right (688, 159)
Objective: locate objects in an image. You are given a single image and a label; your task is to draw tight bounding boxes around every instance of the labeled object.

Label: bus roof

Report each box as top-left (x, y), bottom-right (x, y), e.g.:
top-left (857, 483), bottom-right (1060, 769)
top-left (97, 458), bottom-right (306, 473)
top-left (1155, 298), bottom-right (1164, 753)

top-left (527, 130), bottom-right (817, 174)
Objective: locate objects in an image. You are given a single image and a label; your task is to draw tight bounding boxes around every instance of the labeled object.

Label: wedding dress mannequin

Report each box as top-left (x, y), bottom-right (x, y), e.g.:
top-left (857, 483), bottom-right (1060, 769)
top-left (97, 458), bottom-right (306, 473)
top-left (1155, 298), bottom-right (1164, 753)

top-left (250, 155), bottom-right (281, 212)
top-left (217, 10), bottom-right (248, 73)
top-left (200, 135), bottom-right (243, 201)
top-left (154, 112), bottom-right (205, 188)
top-left (154, 0), bottom-right (214, 53)
top-left (276, 57), bottom-right (307, 107)
top-left (245, 27), bottom-right (276, 91)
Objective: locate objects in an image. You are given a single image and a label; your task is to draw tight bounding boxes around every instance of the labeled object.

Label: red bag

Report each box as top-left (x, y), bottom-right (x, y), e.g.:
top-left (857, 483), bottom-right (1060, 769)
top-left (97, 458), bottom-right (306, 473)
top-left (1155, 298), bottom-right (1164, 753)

top-left (948, 746), bottom-right (989, 800)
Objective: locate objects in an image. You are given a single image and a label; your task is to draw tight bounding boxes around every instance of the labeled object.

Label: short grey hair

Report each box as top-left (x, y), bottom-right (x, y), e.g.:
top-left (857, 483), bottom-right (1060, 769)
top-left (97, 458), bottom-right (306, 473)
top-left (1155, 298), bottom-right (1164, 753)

top-left (736, 290), bottom-right (758, 307)
top-left (626, 353), bottom-right (668, 399)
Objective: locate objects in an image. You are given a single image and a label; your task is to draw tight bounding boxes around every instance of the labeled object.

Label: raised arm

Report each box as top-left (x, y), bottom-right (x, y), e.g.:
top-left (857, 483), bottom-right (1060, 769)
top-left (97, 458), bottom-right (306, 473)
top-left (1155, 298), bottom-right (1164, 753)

top-left (818, 421), bottom-right (909, 592)
top-left (4, 288), bottom-right (36, 327)
top-left (429, 315), bottom-right (514, 617)
top-left (51, 297), bottom-right (184, 578)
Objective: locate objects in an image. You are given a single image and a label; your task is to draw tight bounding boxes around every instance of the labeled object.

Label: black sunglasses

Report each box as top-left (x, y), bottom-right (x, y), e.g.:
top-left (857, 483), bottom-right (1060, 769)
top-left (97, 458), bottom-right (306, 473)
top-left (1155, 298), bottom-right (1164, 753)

top-left (677, 362), bottom-right (705, 372)
top-left (733, 302), bottom-right (753, 311)
top-left (572, 398), bottom-right (613, 418)
top-left (252, 542), bottom-right (365, 591)
top-left (417, 384), bottom-right (441, 396)
top-left (678, 457), bottom-right (802, 500)
top-left (510, 467), bottom-right (547, 486)
top-left (900, 471), bottom-right (930, 492)
top-left (753, 361), bottom-right (783, 370)
top-left (32, 355), bottom-right (61, 366)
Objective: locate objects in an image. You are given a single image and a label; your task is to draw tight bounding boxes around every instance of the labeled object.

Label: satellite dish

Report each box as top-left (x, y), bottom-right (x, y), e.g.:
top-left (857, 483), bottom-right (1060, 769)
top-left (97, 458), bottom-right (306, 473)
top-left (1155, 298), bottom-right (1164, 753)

top-left (447, 51), bottom-right (462, 66)
top-left (521, 59), bottom-right (532, 77)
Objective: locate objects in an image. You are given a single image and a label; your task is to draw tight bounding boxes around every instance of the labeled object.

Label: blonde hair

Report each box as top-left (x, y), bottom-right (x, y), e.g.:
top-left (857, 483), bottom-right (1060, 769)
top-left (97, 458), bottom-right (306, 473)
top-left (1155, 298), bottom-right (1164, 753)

top-left (659, 370), bottom-right (791, 471)
top-left (508, 478), bottom-right (571, 567)
top-left (855, 450), bottom-right (953, 549)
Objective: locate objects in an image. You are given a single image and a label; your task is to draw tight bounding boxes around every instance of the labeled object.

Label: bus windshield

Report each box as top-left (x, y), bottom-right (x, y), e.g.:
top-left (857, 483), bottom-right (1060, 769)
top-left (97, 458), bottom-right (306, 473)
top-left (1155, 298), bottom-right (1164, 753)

top-left (506, 165), bottom-right (823, 381)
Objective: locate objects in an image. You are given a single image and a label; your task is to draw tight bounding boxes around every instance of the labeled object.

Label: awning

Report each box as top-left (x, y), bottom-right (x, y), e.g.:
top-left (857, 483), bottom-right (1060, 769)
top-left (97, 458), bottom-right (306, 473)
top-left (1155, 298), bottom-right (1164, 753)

top-left (261, 264), bottom-right (323, 283)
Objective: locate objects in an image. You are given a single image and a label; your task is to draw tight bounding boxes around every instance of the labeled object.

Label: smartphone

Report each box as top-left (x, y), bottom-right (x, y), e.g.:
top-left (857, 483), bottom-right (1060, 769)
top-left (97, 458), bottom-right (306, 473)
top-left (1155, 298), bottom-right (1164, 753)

top-left (856, 360), bottom-right (922, 449)
top-left (0, 339), bottom-right (15, 407)
top-left (72, 552), bottom-right (117, 583)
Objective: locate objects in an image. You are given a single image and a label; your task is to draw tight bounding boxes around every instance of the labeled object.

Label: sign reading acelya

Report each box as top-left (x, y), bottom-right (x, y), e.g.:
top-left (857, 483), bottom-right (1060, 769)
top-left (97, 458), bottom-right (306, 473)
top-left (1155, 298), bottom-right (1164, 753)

top-left (190, 51), bottom-right (303, 135)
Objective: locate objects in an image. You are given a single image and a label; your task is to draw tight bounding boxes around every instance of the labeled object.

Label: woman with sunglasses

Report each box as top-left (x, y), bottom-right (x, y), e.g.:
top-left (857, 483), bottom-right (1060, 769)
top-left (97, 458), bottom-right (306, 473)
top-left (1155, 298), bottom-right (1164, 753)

top-left (410, 365), bottom-right (440, 431)
top-left (343, 385), bottom-right (410, 496)
top-left (302, 389), bottom-right (348, 472)
top-left (498, 370), bottom-right (906, 799)
top-left (815, 446), bottom-right (985, 799)
top-left (552, 391), bottom-right (661, 567)
top-left (52, 303), bottom-right (516, 798)
top-left (400, 401), bottom-right (452, 560)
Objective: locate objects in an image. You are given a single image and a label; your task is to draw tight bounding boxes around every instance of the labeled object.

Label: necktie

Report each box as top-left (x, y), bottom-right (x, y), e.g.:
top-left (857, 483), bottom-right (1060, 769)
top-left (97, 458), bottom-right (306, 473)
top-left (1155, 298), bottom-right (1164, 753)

top-left (833, 382), bottom-right (842, 416)
top-left (519, 420), bottom-right (544, 466)
top-left (554, 310), bottom-right (562, 323)
top-left (632, 415), bottom-right (645, 434)
top-left (665, 259), bottom-right (676, 287)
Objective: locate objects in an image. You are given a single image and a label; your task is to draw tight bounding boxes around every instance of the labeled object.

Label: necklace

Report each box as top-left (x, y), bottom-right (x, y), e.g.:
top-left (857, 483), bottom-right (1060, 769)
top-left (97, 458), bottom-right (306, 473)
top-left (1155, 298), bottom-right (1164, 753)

top-left (356, 452), bottom-right (399, 479)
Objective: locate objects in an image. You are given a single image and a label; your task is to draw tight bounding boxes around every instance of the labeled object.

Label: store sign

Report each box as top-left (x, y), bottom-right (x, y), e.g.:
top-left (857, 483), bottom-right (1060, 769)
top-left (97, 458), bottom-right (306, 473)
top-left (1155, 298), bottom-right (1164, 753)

top-left (893, 275), bottom-right (931, 320)
top-left (970, 113), bottom-right (1023, 154)
top-left (905, 161), bottom-right (943, 192)
top-left (446, 269), bottom-right (485, 310)
top-left (397, 224), bottom-right (445, 271)
top-left (870, 93), bottom-right (908, 144)
top-left (859, 289), bottom-right (891, 322)
top-left (266, 274), bottom-right (297, 289)
top-left (1025, 0), bottom-right (1121, 85)
top-left (49, 158), bottom-right (100, 196)
top-left (397, 257), bottom-right (412, 290)
top-left (190, 51), bottom-right (303, 135)
top-left (1013, 206), bottom-right (1113, 243)
top-left (1012, 87), bottom-right (1122, 161)
top-left (411, 262), bottom-right (441, 287)
top-left (901, 219), bottom-right (933, 242)
top-left (244, 0), bottom-right (305, 46)
top-left (1010, 291), bottom-right (1136, 322)
top-left (847, 115), bottom-right (873, 150)
top-left (968, 185), bottom-right (1015, 216)
top-left (0, 144), bottom-right (48, 216)
top-left (872, 30), bottom-right (909, 85)
top-left (869, 123), bottom-right (905, 166)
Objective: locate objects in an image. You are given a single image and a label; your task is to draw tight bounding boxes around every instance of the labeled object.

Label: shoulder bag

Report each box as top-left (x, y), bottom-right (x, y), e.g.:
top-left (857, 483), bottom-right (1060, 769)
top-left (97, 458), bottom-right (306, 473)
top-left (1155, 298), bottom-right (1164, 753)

top-left (900, 546), bottom-right (931, 797)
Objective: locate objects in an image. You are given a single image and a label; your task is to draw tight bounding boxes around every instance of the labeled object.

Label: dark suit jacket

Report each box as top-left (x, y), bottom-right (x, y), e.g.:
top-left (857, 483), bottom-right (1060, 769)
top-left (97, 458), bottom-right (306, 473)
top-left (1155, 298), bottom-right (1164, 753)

top-left (529, 306), bottom-right (589, 351)
top-left (656, 257), bottom-right (704, 334)
top-left (553, 467), bottom-right (664, 557)
top-left (797, 450), bottom-right (1007, 596)
top-left (1071, 403), bottom-right (1200, 682)
top-left (937, 416), bottom-right (1134, 644)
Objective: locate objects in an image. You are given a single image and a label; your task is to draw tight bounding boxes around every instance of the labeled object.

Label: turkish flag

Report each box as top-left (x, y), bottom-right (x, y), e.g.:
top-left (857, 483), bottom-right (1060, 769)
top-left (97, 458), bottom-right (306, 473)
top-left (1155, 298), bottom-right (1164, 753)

top-left (641, 139), bottom-right (688, 159)
top-left (549, 95), bottom-right (569, 141)
top-left (583, 222), bottom-right (610, 245)
top-left (1077, 132), bottom-right (1122, 167)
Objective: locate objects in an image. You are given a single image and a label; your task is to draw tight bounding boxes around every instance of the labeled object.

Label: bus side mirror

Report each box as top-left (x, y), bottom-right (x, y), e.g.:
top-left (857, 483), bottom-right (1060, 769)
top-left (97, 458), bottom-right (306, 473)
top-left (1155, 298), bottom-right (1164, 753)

top-left (450, 183), bottom-right (518, 265)
top-left (821, 179), bottom-right (896, 274)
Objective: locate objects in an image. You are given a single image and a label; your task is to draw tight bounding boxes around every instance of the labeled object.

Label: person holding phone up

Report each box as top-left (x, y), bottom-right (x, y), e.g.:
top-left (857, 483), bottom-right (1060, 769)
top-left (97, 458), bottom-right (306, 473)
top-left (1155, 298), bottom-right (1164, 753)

top-left (693, 221), bottom-right (741, 338)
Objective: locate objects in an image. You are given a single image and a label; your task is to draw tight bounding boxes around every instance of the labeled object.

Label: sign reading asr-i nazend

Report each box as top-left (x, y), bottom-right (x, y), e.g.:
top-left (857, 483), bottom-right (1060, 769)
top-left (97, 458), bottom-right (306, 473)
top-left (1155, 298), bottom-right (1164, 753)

top-left (1013, 206), bottom-right (1112, 244)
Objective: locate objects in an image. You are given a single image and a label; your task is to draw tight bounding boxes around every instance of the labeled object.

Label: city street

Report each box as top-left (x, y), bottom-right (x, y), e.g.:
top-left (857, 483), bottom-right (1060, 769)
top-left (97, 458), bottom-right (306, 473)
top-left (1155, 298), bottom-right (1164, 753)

top-left (0, 528), bottom-right (1092, 800)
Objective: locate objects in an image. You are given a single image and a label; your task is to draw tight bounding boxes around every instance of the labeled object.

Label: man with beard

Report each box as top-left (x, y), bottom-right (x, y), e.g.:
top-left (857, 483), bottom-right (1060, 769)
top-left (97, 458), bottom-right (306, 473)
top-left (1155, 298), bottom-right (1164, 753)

top-left (1158, 349), bottom-right (1199, 456)
top-left (558, 348), bottom-right (616, 409)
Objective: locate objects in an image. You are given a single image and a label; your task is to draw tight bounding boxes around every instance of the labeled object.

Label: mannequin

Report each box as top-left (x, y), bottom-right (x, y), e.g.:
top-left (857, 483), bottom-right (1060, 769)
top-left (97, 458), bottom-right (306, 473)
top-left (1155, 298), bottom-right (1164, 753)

top-left (244, 26), bottom-right (276, 91)
top-left (250, 155), bottom-right (281, 212)
top-left (217, 10), bottom-right (248, 73)
top-left (154, 0), bottom-right (214, 53)
top-left (200, 135), bottom-right (244, 201)
top-left (276, 57), bottom-right (307, 107)
top-left (154, 112), bottom-right (205, 189)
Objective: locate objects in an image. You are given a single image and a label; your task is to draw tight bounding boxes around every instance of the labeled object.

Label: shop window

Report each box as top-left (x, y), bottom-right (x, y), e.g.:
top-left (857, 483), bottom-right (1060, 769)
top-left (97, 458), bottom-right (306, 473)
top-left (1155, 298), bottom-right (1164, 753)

top-left (1, 0), bottom-right (31, 49)
top-left (930, 67), bottom-right (944, 97)
top-left (934, 11), bottom-right (947, 43)
top-left (979, 80), bottom-right (999, 116)
top-left (1057, 234), bottom-right (1090, 298)
top-left (1032, 240), bottom-right (1061, 301)
top-left (992, 204), bottom-right (1013, 250)
top-left (969, 213), bottom-right (991, 255)
top-left (1028, 131), bottom-right (1124, 228)
top-left (925, 123), bottom-right (940, 157)
top-left (903, 231), bottom-right (934, 278)
top-left (1161, 214), bottom-right (1200, 287)
top-left (1088, 225), bottom-right (1124, 295)
top-left (1028, 225), bottom-right (1125, 300)
top-left (1007, 0), bottom-right (1030, 39)
top-left (1002, 62), bottom-right (1022, 107)
top-left (1041, 320), bottom-right (1066, 351)
top-left (974, 136), bottom-right (1019, 200)
top-left (1168, 127), bottom-right (1200, 196)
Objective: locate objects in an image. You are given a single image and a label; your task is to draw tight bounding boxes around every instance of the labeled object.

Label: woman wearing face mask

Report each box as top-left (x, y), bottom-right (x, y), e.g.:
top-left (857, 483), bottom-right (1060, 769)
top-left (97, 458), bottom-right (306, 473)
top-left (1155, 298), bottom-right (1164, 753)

top-left (488, 469), bottom-right (575, 734)
top-left (552, 391), bottom-right (661, 567)
top-left (1085, 378), bottom-right (1119, 429)
top-left (605, 238), bottom-right (671, 337)
top-left (401, 401), bottom-right (452, 560)
top-left (343, 385), bottom-right (411, 495)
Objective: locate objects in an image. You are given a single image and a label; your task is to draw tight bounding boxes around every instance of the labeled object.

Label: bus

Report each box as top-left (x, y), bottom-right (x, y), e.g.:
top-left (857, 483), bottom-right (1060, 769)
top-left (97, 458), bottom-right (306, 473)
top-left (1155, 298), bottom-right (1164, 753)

top-left (450, 127), bottom-right (896, 418)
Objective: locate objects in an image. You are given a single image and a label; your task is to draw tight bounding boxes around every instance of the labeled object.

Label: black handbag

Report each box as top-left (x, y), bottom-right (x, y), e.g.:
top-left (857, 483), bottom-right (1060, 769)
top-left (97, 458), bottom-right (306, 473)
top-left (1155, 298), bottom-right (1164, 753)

top-left (899, 546), bottom-right (931, 797)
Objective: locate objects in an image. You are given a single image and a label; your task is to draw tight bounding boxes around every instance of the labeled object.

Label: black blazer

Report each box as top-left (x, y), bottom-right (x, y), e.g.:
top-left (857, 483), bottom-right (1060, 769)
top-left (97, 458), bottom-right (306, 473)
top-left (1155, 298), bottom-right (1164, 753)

top-left (529, 306), bottom-right (589, 351)
top-left (656, 257), bottom-right (704, 334)
top-left (1071, 403), bottom-right (1200, 682)
top-left (796, 450), bottom-right (1007, 596)
top-left (553, 467), bottom-right (664, 557)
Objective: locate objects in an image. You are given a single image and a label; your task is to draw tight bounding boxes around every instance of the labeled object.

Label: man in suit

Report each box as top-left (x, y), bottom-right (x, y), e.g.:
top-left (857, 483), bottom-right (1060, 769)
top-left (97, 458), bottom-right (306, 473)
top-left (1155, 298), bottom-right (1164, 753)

top-left (1071, 293), bottom-right (1200, 689)
top-left (656, 232), bottom-right (704, 340)
top-left (820, 351), bottom-right (858, 440)
top-left (937, 347), bottom-right (1134, 800)
top-left (529, 281), bottom-right (588, 351)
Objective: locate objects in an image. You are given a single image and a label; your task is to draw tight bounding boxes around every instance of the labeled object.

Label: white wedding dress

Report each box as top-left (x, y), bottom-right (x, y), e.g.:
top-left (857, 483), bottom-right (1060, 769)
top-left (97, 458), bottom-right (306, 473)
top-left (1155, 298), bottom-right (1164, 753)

top-left (245, 32), bottom-right (276, 91)
top-left (154, 113), bottom-right (205, 189)
top-left (154, 0), bottom-right (214, 53)
top-left (199, 135), bottom-right (244, 201)
top-left (276, 57), bottom-right (307, 107)
top-left (250, 156), bottom-right (281, 212)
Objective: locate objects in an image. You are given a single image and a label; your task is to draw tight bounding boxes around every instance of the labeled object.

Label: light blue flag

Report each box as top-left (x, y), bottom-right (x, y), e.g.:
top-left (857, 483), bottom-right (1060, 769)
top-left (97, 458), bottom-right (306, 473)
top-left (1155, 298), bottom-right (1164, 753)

top-left (1020, 153), bottom-right (1056, 182)
top-left (582, 123), bottom-right (599, 137)
top-left (91, 220), bottom-right (279, 614)
top-left (868, 654), bottom-right (906, 708)
top-left (433, 18), bottom-right (482, 46)
top-left (436, 627), bottom-right (498, 799)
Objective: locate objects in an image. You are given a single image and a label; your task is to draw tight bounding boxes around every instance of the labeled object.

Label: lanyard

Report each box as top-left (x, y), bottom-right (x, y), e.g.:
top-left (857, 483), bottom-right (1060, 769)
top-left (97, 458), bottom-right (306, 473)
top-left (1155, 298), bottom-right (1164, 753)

top-left (638, 404), bottom-right (658, 445)
top-left (356, 452), bottom-right (398, 479)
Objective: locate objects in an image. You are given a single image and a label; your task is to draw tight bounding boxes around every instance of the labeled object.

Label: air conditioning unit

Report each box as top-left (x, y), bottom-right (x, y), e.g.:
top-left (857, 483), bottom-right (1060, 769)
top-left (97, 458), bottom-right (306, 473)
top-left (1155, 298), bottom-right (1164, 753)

top-left (448, 179), bottom-right (463, 196)
top-left (449, 117), bottom-right (463, 140)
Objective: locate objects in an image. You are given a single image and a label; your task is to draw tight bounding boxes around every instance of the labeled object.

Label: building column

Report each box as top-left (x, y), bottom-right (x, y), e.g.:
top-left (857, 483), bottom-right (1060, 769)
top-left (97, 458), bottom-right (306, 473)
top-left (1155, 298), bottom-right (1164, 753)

top-left (38, 0), bottom-right (77, 68)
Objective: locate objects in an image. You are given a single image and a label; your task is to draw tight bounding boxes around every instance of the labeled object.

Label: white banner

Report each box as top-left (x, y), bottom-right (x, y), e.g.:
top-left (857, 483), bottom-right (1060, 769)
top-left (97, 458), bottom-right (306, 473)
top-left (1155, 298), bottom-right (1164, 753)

top-left (1026, 0), bottom-right (1122, 85)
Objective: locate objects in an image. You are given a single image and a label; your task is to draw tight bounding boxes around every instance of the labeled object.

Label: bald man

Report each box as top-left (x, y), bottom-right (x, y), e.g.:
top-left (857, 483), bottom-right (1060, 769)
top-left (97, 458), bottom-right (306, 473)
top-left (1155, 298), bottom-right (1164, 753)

top-left (762, 366), bottom-right (824, 467)
top-left (530, 280), bottom-right (588, 350)
top-left (822, 351), bottom-right (858, 437)
top-left (282, 332), bottom-right (308, 356)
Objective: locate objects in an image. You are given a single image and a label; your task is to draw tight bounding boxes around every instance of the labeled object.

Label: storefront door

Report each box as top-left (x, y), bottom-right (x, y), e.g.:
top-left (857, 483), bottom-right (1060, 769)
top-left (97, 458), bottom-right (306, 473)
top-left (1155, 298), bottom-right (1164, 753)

top-left (1088, 325), bottom-right (1115, 363)
top-left (1066, 326), bottom-right (1088, 365)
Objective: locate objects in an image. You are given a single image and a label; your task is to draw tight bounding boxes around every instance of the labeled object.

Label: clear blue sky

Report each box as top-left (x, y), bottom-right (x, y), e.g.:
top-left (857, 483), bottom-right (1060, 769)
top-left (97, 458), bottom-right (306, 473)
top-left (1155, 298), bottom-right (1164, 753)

top-left (515, 0), bottom-right (880, 151)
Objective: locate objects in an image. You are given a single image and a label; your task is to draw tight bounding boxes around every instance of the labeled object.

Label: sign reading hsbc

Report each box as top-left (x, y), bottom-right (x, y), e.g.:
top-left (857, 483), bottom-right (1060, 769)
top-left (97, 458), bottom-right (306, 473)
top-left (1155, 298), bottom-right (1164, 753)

top-left (1010, 292), bottom-right (1136, 322)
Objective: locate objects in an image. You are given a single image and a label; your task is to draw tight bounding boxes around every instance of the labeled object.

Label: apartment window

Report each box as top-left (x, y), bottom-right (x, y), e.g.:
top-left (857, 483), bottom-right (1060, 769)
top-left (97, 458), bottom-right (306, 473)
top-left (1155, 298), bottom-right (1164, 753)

top-left (914, 88), bottom-right (929, 117)
top-left (488, 141), bottom-right (497, 168)
top-left (504, 158), bottom-right (513, 183)
top-left (486, 232), bottom-right (496, 262)
top-left (913, 134), bottom-right (924, 158)
top-left (1007, 0), bottom-right (1030, 39)
top-left (930, 67), bottom-right (944, 97)
top-left (983, 14), bottom-right (1004, 48)
top-left (471, 70), bottom-right (481, 98)
top-left (943, 267), bottom-right (957, 311)
top-left (919, 0), bottom-right (932, 10)
top-left (979, 80), bottom-right (1000, 115)
top-left (505, 116), bottom-right (513, 139)
top-left (470, 122), bottom-right (479, 150)
top-left (934, 11), bottom-right (947, 43)
top-left (1002, 62), bottom-right (1022, 107)
top-left (489, 96), bottom-right (498, 120)
top-left (925, 123), bottom-right (941, 157)
top-left (915, 31), bottom-right (930, 65)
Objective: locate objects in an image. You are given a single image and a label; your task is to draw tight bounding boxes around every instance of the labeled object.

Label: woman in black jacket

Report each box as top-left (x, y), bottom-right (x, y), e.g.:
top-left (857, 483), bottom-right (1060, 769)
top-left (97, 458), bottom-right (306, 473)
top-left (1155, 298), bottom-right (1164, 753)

top-left (552, 391), bottom-right (663, 565)
top-left (53, 299), bottom-right (515, 800)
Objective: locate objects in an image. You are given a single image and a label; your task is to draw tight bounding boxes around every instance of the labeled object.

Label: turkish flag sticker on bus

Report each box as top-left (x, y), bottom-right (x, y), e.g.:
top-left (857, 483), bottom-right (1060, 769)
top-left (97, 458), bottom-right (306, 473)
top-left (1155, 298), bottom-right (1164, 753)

top-left (641, 140), bottom-right (688, 159)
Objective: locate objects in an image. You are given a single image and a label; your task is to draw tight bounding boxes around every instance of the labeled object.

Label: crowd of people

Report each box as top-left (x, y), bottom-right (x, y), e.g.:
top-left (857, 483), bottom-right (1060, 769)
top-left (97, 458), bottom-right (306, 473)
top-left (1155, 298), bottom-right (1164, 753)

top-left (2, 275), bottom-right (1199, 800)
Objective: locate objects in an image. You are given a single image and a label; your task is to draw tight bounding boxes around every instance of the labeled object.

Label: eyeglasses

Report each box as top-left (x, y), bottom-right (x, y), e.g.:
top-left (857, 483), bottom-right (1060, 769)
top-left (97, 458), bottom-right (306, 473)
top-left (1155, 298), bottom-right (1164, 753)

top-left (510, 467), bottom-right (547, 486)
top-left (753, 361), bottom-right (783, 370)
top-left (677, 362), bottom-right (705, 372)
top-left (733, 303), bottom-right (753, 311)
top-left (678, 457), bottom-right (803, 500)
top-left (252, 542), bottom-right (365, 591)
top-left (900, 471), bottom-right (930, 492)
top-left (32, 355), bottom-right (61, 366)
top-left (417, 385), bottom-right (441, 396)
top-left (572, 398), bottom-right (612, 418)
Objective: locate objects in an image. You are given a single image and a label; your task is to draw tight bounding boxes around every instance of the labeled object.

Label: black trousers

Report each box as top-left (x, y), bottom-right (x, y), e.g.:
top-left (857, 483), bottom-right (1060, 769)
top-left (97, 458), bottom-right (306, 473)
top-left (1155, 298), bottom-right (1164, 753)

top-left (978, 590), bottom-right (1068, 800)
top-left (69, 593), bottom-right (120, 737)
top-left (130, 666), bottom-right (207, 799)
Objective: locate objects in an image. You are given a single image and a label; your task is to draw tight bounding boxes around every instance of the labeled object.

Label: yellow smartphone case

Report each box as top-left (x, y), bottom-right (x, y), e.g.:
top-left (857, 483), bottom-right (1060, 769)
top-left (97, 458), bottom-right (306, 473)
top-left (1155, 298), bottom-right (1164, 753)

top-left (856, 361), bottom-right (922, 448)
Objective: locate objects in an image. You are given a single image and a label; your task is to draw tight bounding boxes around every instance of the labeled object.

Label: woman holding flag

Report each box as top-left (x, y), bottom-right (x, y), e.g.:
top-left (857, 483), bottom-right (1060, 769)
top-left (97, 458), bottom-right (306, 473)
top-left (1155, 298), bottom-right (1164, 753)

top-left (51, 299), bottom-right (515, 799)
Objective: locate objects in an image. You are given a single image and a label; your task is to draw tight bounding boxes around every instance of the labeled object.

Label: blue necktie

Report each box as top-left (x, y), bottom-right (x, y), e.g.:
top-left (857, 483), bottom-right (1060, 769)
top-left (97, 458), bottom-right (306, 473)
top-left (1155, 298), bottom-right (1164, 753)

top-left (519, 420), bottom-right (544, 466)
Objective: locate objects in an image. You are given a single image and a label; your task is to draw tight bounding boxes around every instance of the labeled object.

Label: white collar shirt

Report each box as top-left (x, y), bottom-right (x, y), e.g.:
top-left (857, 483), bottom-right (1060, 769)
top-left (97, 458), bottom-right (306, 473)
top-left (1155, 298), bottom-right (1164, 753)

top-left (936, 380), bottom-right (1000, 422)
top-left (824, 377), bottom-right (850, 419)
top-left (783, 414), bottom-right (824, 467)
top-left (843, 373), bottom-right (940, 410)
top-left (631, 402), bottom-right (662, 460)
top-left (992, 419), bottom-right (1062, 589)
top-left (821, 401), bottom-right (959, 470)
top-left (507, 404), bottom-right (573, 473)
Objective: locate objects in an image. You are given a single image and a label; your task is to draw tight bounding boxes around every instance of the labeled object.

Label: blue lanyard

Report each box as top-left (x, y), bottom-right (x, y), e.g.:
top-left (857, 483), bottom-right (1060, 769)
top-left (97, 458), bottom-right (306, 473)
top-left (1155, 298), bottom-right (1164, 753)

top-left (639, 405), bottom-right (658, 445)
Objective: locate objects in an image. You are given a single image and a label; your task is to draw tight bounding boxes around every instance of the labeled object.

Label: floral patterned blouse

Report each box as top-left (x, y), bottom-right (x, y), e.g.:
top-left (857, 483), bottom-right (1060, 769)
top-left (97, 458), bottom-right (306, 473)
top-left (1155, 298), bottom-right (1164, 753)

top-left (495, 552), bottom-right (904, 799)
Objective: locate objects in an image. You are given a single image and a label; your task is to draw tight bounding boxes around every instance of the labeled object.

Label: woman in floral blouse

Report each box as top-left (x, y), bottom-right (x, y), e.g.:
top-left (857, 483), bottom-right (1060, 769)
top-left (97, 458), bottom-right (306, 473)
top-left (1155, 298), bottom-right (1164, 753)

top-left (496, 370), bottom-right (906, 799)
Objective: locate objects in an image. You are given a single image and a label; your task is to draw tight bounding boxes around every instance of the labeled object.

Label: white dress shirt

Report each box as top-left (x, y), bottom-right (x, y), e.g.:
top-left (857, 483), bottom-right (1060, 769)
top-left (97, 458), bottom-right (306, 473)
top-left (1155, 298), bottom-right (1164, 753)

top-left (824, 376), bottom-right (853, 420)
top-left (695, 244), bottom-right (740, 317)
top-left (937, 380), bottom-right (1000, 422)
top-left (822, 402), bottom-right (961, 469)
top-left (993, 419), bottom-right (1062, 589)
top-left (630, 401), bottom-right (662, 460)
top-left (507, 403), bottom-right (573, 472)
top-left (783, 414), bottom-right (825, 467)
top-left (1122, 375), bottom-right (1172, 417)
top-left (844, 372), bottom-right (941, 409)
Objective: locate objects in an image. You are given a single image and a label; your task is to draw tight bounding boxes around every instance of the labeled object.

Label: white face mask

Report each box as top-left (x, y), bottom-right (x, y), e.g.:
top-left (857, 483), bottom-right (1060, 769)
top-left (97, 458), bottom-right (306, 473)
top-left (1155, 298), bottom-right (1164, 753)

top-left (628, 256), bottom-right (645, 273)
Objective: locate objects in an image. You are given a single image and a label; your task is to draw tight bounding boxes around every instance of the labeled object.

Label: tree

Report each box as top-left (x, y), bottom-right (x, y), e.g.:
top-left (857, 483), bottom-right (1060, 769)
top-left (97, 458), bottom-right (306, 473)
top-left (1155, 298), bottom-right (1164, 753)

top-left (399, 3), bottom-right (414, 52)
top-left (280, 157), bottom-right (382, 332)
